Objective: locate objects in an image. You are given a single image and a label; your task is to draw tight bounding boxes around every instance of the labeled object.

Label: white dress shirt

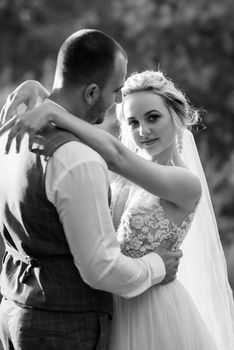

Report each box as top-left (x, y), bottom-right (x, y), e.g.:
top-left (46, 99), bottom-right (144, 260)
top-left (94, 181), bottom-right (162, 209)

top-left (45, 141), bottom-right (165, 298)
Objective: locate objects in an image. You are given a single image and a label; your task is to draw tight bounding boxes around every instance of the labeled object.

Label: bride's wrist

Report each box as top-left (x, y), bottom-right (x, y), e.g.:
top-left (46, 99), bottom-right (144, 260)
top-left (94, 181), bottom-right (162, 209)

top-left (51, 105), bottom-right (67, 128)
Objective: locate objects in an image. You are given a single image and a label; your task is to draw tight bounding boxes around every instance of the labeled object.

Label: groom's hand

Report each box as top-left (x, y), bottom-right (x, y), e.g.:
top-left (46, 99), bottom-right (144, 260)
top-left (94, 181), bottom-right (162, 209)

top-left (154, 236), bottom-right (183, 285)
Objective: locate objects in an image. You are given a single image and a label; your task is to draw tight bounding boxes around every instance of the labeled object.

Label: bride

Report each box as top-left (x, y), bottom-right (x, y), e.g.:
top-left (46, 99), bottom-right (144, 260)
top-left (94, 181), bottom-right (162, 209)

top-left (1, 70), bottom-right (234, 349)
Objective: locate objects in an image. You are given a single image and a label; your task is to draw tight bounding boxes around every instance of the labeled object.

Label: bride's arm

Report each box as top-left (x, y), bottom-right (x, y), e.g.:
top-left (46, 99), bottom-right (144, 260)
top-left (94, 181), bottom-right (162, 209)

top-left (51, 109), bottom-right (201, 209)
top-left (1, 100), bottom-right (201, 209)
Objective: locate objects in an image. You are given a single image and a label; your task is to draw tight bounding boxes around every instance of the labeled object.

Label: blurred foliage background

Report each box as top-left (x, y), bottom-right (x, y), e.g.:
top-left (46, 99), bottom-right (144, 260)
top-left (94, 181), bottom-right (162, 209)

top-left (0, 0), bottom-right (233, 292)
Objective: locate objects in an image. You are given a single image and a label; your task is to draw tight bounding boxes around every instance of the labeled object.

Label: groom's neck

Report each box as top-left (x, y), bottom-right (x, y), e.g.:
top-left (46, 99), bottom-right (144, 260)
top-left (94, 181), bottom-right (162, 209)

top-left (48, 88), bottom-right (86, 120)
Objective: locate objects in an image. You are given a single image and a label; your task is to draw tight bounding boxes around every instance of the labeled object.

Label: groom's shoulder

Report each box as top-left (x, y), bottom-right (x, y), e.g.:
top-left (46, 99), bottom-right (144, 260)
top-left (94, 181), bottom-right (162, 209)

top-left (37, 127), bottom-right (106, 168)
top-left (54, 139), bottom-right (107, 169)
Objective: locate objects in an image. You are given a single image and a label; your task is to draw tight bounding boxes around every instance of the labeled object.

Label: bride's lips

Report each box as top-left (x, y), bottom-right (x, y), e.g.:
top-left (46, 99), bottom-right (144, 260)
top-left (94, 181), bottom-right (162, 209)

top-left (141, 138), bottom-right (159, 147)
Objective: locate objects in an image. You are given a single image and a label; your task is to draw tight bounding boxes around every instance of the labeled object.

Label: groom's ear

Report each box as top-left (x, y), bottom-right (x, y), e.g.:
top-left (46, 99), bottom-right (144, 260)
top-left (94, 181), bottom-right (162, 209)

top-left (84, 84), bottom-right (100, 105)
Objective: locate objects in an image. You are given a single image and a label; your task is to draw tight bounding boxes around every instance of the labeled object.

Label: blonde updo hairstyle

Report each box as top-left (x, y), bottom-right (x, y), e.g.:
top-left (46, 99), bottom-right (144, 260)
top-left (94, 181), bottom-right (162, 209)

top-left (118, 70), bottom-right (198, 153)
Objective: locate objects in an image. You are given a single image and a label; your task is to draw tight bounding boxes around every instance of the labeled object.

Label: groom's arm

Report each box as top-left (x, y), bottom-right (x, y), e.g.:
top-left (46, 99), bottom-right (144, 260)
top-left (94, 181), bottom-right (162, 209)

top-left (46, 141), bottom-right (166, 298)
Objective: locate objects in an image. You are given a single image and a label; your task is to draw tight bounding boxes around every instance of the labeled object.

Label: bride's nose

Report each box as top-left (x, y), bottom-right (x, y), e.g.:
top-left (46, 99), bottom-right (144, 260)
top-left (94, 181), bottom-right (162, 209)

top-left (139, 123), bottom-right (151, 136)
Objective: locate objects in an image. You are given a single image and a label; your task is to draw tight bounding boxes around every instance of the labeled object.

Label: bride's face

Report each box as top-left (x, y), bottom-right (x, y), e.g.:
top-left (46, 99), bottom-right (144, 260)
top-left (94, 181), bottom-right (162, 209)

top-left (123, 91), bottom-right (176, 160)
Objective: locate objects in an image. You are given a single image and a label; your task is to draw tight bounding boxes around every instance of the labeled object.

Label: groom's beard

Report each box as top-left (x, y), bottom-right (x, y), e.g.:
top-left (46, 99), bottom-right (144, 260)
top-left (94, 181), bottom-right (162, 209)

top-left (86, 96), bottom-right (107, 125)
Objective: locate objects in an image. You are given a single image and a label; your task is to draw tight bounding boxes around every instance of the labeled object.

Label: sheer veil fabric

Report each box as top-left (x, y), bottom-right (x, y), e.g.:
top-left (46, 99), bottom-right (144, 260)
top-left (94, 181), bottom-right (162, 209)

top-left (178, 130), bottom-right (234, 349)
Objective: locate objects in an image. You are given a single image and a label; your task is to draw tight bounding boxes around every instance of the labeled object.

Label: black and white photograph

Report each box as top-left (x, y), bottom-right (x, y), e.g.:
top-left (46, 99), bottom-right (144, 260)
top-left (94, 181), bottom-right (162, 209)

top-left (0, 1), bottom-right (233, 349)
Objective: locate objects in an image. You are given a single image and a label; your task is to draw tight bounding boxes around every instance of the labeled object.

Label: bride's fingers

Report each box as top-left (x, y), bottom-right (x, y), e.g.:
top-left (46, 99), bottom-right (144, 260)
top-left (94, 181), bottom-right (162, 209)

top-left (0, 104), bottom-right (6, 125)
top-left (3, 96), bottom-right (20, 124)
top-left (0, 96), bottom-right (12, 124)
top-left (0, 91), bottom-right (18, 122)
top-left (1, 104), bottom-right (14, 125)
top-left (2, 92), bottom-right (27, 124)
top-left (0, 116), bottom-right (18, 137)
top-left (15, 129), bottom-right (28, 153)
top-left (5, 123), bottom-right (21, 153)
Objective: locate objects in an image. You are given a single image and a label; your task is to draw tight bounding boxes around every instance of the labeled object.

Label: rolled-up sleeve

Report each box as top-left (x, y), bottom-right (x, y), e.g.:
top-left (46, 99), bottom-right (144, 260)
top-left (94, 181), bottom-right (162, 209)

top-left (46, 141), bottom-right (165, 298)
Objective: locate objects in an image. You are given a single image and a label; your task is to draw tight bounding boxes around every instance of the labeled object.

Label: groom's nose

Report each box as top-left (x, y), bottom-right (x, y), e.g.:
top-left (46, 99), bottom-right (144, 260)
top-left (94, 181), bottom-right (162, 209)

top-left (115, 90), bottom-right (122, 104)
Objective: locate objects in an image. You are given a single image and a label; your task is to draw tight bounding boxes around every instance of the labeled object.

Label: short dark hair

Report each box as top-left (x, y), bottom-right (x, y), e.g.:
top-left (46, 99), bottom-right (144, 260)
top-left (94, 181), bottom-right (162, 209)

top-left (58, 29), bottom-right (127, 89)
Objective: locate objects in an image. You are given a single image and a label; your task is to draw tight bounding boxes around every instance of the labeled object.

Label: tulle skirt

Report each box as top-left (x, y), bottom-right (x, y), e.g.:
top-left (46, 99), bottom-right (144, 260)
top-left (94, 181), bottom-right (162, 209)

top-left (109, 280), bottom-right (217, 350)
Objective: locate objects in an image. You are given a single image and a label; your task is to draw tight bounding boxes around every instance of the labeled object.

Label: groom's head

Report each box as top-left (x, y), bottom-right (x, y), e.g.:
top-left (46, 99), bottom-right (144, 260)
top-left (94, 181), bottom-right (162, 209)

top-left (53, 29), bottom-right (127, 124)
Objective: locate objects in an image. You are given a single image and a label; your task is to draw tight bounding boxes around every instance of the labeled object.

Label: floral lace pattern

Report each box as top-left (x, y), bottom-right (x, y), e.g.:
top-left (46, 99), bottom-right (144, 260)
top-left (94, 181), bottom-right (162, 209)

top-left (116, 187), bottom-right (197, 258)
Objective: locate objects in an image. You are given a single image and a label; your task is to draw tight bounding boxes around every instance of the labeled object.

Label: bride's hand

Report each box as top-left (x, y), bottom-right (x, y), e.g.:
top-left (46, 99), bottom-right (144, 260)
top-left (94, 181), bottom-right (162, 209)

top-left (0, 80), bottom-right (50, 125)
top-left (0, 100), bottom-right (60, 153)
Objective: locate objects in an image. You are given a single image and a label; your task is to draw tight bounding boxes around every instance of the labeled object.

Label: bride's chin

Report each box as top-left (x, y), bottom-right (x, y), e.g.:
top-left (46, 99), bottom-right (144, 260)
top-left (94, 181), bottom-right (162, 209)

top-left (137, 148), bottom-right (154, 160)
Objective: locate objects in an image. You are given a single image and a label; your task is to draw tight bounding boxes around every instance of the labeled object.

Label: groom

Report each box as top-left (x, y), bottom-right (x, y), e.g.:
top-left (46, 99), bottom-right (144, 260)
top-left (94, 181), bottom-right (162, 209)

top-left (0, 29), bottom-right (181, 350)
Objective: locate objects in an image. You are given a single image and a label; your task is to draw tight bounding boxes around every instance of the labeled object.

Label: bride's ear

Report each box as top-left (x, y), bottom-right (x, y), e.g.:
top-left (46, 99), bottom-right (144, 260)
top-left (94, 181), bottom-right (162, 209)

top-left (84, 84), bottom-right (100, 106)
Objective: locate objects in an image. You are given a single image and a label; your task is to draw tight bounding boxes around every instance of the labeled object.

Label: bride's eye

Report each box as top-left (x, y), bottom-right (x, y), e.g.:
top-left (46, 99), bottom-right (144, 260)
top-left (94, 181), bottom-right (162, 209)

top-left (127, 119), bottom-right (138, 127)
top-left (148, 114), bottom-right (160, 122)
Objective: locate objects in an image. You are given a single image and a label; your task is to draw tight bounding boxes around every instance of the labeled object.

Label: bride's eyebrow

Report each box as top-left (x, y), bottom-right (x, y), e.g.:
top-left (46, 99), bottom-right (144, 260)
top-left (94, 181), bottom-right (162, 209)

top-left (126, 116), bottom-right (137, 121)
top-left (144, 109), bottom-right (160, 116)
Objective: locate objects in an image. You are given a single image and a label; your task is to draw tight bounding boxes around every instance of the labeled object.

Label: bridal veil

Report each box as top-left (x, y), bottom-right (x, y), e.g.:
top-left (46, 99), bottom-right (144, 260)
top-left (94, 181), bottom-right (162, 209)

top-left (178, 129), bottom-right (234, 349)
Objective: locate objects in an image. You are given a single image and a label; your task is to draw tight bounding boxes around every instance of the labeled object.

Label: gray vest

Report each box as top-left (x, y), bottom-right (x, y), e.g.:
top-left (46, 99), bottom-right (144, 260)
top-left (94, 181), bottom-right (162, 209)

top-left (0, 126), bottom-right (113, 315)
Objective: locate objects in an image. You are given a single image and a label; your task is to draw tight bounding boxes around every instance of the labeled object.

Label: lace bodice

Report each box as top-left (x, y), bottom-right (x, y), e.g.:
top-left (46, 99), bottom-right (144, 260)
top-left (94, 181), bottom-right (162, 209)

top-left (115, 186), bottom-right (197, 258)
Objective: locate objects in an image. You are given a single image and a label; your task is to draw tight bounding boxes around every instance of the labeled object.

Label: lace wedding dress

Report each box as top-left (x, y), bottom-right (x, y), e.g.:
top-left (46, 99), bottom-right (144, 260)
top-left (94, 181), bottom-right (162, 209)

top-left (109, 183), bottom-right (217, 350)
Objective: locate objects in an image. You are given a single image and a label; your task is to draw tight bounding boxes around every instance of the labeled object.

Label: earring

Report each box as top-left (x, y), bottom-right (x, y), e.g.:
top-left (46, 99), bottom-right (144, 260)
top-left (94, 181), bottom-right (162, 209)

top-left (177, 130), bottom-right (183, 153)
